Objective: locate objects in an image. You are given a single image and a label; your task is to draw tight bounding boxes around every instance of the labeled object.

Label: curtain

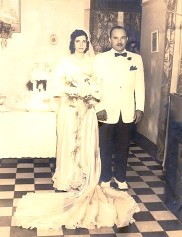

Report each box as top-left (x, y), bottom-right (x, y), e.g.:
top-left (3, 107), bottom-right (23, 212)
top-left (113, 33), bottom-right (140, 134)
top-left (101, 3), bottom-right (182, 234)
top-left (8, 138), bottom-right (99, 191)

top-left (90, 0), bottom-right (142, 13)
top-left (177, 22), bottom-right (182, 94)
top-left (90, 0), bottom-right (142, 53)
top-left (156, 0), bottom-right (177, 162)
top-left (90, 10), bottom-right (118, 53)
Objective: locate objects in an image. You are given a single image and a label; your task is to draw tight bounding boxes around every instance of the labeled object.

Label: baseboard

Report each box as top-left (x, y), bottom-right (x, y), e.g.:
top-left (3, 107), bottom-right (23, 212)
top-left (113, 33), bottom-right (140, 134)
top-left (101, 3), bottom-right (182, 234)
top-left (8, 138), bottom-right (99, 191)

top-left (132, 130), bottom-right (158, 162)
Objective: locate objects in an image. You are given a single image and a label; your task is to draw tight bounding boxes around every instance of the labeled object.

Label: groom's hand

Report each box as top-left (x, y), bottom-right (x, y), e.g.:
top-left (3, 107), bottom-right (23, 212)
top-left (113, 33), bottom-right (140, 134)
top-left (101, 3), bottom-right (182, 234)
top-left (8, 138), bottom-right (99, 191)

top-left (96, 110), bottom-right (107, 121)
top-left (133, 110), bottom-right (144, 123)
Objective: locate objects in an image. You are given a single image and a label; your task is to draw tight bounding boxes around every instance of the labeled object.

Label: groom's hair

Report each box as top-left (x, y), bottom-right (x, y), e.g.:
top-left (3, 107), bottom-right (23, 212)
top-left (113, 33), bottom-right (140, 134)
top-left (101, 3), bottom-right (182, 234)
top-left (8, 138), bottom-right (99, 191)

top-left (110, 26), bottom-right (128, 38)
top-left (69, 29), bottom-right (89, 54)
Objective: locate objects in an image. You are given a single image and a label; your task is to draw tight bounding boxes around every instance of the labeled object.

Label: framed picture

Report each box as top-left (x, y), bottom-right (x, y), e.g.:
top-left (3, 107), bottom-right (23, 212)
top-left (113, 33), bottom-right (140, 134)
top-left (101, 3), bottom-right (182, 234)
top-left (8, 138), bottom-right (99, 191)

top-left (151, 30), bottom-right (159, 53)
top-left (1, 0), bottom-right (21, 33)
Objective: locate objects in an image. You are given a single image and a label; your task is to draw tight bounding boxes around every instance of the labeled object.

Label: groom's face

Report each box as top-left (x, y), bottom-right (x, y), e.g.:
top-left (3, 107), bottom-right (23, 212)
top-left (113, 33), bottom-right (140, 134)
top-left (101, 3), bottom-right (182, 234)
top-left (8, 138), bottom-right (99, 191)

top-left (110, 28), bottom-right (128, 53)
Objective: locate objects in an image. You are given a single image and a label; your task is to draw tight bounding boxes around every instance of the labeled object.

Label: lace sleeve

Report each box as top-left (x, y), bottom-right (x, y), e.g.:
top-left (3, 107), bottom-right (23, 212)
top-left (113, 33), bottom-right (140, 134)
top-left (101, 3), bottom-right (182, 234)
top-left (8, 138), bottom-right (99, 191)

top-left (53, 60), bottom-right (80, 96)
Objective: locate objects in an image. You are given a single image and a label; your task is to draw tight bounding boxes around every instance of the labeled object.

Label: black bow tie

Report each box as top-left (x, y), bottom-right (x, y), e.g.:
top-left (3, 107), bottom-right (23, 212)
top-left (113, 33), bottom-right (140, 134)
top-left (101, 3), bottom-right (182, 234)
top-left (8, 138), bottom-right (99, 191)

top-left (115, 52), bottom-right (127, 57)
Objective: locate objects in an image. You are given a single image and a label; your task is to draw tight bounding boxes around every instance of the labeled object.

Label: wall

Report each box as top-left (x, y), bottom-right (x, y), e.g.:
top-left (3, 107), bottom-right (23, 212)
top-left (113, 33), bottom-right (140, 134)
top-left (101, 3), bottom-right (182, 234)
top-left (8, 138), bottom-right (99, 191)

top-left (0, 0), bottom-right (87, 96)
top-left (137, 0), bottom-right (166, 144)
top-left (137, 0), bottom-right (182, 162)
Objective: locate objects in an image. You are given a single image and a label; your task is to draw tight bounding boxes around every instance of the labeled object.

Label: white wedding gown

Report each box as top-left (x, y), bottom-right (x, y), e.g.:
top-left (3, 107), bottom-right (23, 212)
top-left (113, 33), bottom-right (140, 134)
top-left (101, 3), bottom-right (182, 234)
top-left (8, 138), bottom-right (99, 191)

top-left (14, 54), bottom-right (140, 230)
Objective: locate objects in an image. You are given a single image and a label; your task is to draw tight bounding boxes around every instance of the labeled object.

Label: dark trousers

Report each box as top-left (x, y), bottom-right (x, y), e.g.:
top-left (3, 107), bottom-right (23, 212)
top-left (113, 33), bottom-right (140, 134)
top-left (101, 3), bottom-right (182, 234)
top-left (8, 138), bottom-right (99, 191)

top-left (99, 114), bottom-right (132, 182)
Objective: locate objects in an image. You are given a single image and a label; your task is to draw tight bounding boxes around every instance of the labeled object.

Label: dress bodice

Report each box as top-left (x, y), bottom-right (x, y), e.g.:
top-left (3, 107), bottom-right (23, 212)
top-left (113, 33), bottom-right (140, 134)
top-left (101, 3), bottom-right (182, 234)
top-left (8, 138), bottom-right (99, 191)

top-left (61, 54), bottom-right (94, 83)
top-left (54, 54), bottom-right (99, 101)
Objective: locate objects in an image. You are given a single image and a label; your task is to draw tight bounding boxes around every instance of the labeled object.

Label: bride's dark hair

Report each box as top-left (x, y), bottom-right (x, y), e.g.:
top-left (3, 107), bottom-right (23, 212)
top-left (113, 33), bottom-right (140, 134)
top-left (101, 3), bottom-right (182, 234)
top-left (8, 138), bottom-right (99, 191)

top-left (69, 29), bottom-right (89, 54)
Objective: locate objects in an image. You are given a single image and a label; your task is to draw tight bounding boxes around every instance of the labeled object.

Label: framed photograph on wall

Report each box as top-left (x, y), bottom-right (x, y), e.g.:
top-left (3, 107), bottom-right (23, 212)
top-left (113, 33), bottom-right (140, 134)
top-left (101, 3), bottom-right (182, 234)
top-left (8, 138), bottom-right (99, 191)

top-left (1, 0), bottom-right (21, 33)
top-left (151, 30), bottom-right (159, 53)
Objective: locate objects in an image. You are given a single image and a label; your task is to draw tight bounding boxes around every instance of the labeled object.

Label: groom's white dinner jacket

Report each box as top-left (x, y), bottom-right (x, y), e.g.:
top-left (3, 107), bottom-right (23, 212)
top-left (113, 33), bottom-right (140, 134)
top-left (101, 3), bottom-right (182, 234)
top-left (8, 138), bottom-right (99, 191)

top-left (93, 48), bottom-right (145, 124)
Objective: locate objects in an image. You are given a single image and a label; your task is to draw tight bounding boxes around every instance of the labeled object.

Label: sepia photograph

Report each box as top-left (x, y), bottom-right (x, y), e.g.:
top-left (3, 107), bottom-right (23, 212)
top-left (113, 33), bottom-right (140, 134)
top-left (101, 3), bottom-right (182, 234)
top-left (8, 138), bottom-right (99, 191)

top-left (0, 0), bottom-right (182, 237)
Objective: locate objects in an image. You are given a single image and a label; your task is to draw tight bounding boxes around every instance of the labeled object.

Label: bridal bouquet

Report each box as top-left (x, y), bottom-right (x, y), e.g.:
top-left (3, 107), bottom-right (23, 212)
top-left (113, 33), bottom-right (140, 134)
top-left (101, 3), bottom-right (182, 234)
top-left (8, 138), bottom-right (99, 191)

top-left (64, 73), bottom-right (100, 109)
top-left (65, 73), bottom-right (99, 98)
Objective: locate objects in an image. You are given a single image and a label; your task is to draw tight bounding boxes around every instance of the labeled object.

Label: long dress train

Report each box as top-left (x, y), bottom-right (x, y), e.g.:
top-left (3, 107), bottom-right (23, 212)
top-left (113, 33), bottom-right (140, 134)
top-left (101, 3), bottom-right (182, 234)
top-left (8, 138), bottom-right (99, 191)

top-left (14, 98), bottom-right (139, 230)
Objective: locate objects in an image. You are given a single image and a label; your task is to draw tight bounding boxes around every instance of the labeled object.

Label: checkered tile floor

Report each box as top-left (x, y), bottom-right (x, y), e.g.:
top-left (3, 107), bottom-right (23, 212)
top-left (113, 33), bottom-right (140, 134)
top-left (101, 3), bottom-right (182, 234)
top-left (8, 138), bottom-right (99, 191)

top-left (1, 143), bottom-right (182, 237)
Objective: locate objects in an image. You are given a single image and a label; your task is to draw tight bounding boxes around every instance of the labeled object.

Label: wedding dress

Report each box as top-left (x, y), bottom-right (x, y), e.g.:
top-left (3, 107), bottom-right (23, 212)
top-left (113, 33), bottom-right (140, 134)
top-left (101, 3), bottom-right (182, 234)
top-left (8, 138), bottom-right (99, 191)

top-left (14, 54), bottom-right (140, 230)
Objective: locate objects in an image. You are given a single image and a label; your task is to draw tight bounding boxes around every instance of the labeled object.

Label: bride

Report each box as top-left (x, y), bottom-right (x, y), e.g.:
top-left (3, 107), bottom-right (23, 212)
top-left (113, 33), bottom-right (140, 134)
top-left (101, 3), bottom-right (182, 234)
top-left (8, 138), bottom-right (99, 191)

top-left (14, 29), bottom-right (140, 230)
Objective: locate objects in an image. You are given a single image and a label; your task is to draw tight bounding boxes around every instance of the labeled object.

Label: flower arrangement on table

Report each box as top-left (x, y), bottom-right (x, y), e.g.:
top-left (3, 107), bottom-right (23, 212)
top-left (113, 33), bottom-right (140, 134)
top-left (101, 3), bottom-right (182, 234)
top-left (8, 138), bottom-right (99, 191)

top-left (0, 20), bottom-right (14, 48)
top-left (0, 94), bottom-right (6, 105)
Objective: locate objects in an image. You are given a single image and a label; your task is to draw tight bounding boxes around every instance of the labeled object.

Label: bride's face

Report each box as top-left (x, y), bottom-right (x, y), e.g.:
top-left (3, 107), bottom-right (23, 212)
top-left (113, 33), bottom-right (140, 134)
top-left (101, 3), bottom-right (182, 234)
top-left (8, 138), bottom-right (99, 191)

top-left (74, 35), bottom-right (87, 53)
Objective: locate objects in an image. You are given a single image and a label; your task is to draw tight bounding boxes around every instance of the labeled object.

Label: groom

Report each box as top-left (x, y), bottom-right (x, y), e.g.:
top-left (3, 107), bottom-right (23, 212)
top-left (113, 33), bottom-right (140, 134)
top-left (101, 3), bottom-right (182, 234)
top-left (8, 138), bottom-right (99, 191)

top-left (94, 26), bottom-right (145, 190)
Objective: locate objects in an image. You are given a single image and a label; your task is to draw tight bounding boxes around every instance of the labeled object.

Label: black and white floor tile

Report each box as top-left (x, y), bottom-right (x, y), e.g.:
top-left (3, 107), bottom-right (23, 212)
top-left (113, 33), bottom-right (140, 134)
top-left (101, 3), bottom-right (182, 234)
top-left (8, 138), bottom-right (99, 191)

top-left (1, 143), bottom-right (182, 237)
